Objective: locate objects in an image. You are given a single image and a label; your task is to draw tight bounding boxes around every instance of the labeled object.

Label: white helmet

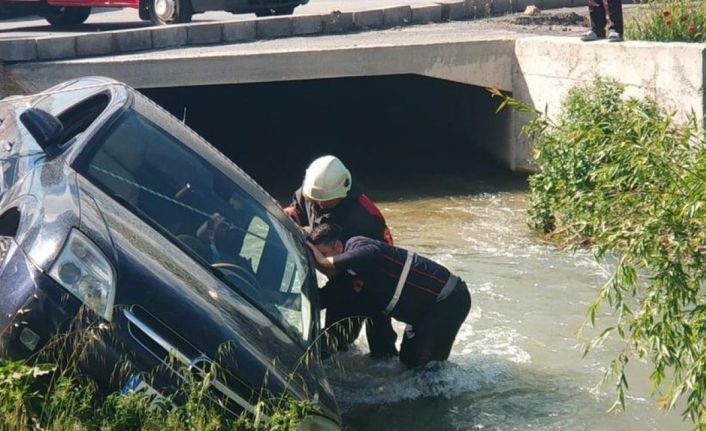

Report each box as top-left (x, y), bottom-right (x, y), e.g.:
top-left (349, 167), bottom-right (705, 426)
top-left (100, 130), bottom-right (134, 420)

top-left (302, 155), bottom-right (352, 201)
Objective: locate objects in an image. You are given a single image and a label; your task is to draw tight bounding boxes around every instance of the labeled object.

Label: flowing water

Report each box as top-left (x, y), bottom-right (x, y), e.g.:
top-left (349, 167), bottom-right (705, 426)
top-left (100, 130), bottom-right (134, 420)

top-left (319, 172), bottom-right (687, 431)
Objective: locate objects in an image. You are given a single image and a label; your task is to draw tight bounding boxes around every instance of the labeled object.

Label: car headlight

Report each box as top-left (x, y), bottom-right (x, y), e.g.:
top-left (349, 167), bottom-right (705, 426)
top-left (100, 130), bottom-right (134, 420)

top-left (48, 229), bottom-right (116, 321)
top-left (297, 415), bottom-right (342, 431)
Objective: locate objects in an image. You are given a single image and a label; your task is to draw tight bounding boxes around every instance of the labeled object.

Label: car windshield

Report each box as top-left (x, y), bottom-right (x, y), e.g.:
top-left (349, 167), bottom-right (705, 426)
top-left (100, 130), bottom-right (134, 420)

top-left (80, 109), bottom-right (311, 344)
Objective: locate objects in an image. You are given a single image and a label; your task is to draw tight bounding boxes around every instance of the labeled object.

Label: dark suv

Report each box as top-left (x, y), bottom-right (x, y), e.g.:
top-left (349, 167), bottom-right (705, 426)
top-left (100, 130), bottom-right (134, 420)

top-left (0, 76), bottom-right (340, 429)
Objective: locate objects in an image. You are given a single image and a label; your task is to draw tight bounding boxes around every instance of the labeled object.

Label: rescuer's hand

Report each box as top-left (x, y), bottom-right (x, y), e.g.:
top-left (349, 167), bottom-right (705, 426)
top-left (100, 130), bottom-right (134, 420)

top-left (283, 206), bottom-right (301, 225)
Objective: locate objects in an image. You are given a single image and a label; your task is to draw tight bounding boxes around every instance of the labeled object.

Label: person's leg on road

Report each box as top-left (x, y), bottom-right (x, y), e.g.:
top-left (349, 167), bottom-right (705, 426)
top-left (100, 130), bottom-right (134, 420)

top-left (582, 0), bottom-right (607, 41)
top-left (606, 0), bottom-right (624, 41)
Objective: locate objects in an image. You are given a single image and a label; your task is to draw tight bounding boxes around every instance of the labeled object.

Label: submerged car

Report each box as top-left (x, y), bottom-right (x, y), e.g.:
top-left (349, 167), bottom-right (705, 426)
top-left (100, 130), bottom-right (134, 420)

top-left (0, 77), bottom-right (340, 428)
top-left (0, 0), bottom-right (305, 26)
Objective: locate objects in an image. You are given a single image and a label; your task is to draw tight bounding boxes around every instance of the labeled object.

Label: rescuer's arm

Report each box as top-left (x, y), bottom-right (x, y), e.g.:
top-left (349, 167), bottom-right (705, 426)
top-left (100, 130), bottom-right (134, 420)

top-left (308, 237), bottom-right (382, 279)
top-left (283, 187), bottom-right (308, 227)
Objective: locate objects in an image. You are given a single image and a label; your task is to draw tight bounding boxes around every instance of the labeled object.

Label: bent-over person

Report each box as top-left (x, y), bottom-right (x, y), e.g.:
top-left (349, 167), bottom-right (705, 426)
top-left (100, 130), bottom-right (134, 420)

top-left (308, 223), bottom-right (471, 368)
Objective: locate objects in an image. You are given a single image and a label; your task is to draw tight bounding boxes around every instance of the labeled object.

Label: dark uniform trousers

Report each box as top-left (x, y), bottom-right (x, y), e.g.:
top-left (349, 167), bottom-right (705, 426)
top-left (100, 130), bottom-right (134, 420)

top-left (588, 0), bottom-right (623, 37)
top-left (320, 273), bottom-right (398, 358)
top-left (399, 279), bottom-right (472, 369)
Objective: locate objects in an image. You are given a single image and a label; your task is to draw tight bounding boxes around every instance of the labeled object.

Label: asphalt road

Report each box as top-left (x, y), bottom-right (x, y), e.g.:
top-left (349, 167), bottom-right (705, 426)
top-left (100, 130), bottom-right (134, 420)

top-left (0, 0), bottom-right (442, 39)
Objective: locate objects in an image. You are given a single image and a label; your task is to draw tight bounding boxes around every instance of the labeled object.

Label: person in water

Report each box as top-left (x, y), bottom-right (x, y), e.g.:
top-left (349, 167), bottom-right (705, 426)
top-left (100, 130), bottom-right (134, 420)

top-left (307, 223), bottom-right (471, 368)
top-left (284, 155), bottom-right (397, 359)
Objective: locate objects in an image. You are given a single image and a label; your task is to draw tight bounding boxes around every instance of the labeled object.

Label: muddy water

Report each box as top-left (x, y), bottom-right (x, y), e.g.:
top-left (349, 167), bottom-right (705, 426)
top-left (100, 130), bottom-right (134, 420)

top-left (321, 173), bottom-right (687, 431)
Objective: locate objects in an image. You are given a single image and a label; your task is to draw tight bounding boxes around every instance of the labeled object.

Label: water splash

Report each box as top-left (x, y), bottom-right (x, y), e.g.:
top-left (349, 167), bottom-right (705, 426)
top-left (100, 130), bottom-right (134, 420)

top-left (326, 353), bottom-right (509, 410)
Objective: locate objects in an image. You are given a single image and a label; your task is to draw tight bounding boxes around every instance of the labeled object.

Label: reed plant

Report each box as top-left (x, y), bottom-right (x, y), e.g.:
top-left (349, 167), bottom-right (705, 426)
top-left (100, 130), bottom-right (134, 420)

top-left (0, 313), bottom-right (322, 431)
top-left (0, 356), bottom-right (318, 430)
top-left (0, 290), bottom-right (365, 430)
top-left (627, 0), bottom-right (706, 42)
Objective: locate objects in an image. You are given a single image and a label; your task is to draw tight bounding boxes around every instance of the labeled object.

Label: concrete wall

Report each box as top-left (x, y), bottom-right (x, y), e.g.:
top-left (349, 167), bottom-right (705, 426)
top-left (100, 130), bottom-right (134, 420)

top-left (510, 37), bottom-right (706, 172)
top-left (4, 40), bottom-right (516, 93)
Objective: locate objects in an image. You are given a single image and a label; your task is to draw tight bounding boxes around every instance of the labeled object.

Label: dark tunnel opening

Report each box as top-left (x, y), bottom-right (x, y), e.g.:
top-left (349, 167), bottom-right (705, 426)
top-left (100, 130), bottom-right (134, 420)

top-left (140, 75), bottom-right (523, 200)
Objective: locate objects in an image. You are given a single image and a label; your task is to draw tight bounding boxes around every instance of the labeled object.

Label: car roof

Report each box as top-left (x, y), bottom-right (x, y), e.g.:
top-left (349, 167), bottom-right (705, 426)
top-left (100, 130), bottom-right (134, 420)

top-left (33, 76), bottom-right (130, 117)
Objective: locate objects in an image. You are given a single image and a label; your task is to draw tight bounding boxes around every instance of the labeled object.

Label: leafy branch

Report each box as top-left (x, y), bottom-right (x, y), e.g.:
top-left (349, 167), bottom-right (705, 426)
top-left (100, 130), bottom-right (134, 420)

top-left (491, 78), bottom-right (706, 428)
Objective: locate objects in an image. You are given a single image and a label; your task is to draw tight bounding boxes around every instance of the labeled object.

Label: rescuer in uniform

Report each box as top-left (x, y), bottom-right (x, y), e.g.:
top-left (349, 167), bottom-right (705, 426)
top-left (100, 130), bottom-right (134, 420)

top-left (283, 155), bottom-right (397, 358)
top-left (307, 223), bottom-right (471, 369)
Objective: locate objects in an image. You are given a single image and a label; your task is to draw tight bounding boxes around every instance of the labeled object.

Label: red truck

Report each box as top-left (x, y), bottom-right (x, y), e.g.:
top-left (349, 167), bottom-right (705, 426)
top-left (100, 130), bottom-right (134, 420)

top-left (2, 0), bottom-right (306, 26)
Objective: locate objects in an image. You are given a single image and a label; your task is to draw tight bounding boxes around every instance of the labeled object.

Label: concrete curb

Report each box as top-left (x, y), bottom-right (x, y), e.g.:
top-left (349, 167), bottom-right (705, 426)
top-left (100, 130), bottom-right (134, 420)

top-left (186, 22), bottom-right (223, 45)
top-left (437, 1), bottom-right (471, 21)
top-left (383, 5), bottom-right (412, 27)
top-left (152, 25), bottom-right (189, 49)
top-left (322, 11), bottom-right (354, 33)
top-left (36, 36), bottom-right (76, 61)
top-left (411, 4), bottom-right (443, 24)
top-left (353, 9), bottom-right (384, 30)
top-left (292, 14), bottom-right (323, 35)
top-left (115, 29), bottom-right (153, 53)
top-left (223, 20), bottom-right (256, 41)
top-left (0, 38), bottom-right (36, 62)
top-left (256, 16), bottom-right (293, 38)
top-left (0, 0), bottom-right (591, 63)
top-left (76, 33), bottom-right (114, 57)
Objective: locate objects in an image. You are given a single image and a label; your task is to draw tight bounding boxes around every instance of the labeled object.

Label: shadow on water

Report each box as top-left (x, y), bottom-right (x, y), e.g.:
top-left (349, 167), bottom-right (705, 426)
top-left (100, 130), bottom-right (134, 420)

top-left (362, 168), bottom-right (528, 203)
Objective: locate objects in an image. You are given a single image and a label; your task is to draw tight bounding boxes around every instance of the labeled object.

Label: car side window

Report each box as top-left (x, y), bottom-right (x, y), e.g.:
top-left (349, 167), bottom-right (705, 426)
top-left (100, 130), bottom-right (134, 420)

top-left (36, 93), bottom-right (110, 148)
top-left (56, 94), bottom-right (109, 147)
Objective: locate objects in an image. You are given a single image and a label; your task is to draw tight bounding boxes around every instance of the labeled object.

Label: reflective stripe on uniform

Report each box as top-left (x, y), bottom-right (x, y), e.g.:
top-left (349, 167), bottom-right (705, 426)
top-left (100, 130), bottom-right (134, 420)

top-left (436, 274), bottom-right (459, 302)
top-left (384, 251), bottom-right (415, 314)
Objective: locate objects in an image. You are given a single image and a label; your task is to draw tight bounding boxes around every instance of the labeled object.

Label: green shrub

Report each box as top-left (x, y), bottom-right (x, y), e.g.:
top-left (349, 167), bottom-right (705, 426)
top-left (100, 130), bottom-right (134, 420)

top-left (627, 0), bottom-right (706, 42)
top-left (0, 357), bottom-right (318, 430)
top-left (492, 78), bottom-right (706, 427)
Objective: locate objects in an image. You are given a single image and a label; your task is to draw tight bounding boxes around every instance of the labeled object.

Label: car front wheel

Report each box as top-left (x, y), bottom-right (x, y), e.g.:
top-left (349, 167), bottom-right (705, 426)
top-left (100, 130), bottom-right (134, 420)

top-left (44, 6), bottom-right (91, 26)
top-left (254, 6), bottom-right (295, 17)
top-left (149, 0), bottom-right (193, 25)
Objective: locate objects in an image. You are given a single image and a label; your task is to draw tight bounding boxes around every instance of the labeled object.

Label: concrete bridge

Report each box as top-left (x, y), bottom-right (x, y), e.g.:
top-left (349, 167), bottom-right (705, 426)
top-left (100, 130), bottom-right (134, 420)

top-left (1, 9), bottom-right (704, 172)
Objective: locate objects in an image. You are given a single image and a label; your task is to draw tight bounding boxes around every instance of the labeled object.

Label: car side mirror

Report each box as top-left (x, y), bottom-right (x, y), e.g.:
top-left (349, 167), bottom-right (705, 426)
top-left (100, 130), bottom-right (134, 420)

top-left (19, 108), bottom-right (64, 157)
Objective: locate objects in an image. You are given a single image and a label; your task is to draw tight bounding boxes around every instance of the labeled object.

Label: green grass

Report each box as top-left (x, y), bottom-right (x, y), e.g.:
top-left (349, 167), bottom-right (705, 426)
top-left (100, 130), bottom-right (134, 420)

top-left (627, 0), bottom-right (706, 42)
top-left (0, 356), bottom-right (319, 430)
top-left (0, 301), bottom-right (367, 430)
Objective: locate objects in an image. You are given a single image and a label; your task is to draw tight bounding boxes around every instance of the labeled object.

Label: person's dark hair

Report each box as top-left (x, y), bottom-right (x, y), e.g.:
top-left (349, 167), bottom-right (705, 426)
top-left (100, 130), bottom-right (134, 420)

top-left (308, 223), bottom-right (344, 246)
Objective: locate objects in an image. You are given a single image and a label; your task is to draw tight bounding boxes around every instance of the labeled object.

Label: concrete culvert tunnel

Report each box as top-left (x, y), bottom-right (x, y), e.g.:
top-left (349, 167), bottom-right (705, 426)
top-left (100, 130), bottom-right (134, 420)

top-left (140, 74), bottom-right (517, 197)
